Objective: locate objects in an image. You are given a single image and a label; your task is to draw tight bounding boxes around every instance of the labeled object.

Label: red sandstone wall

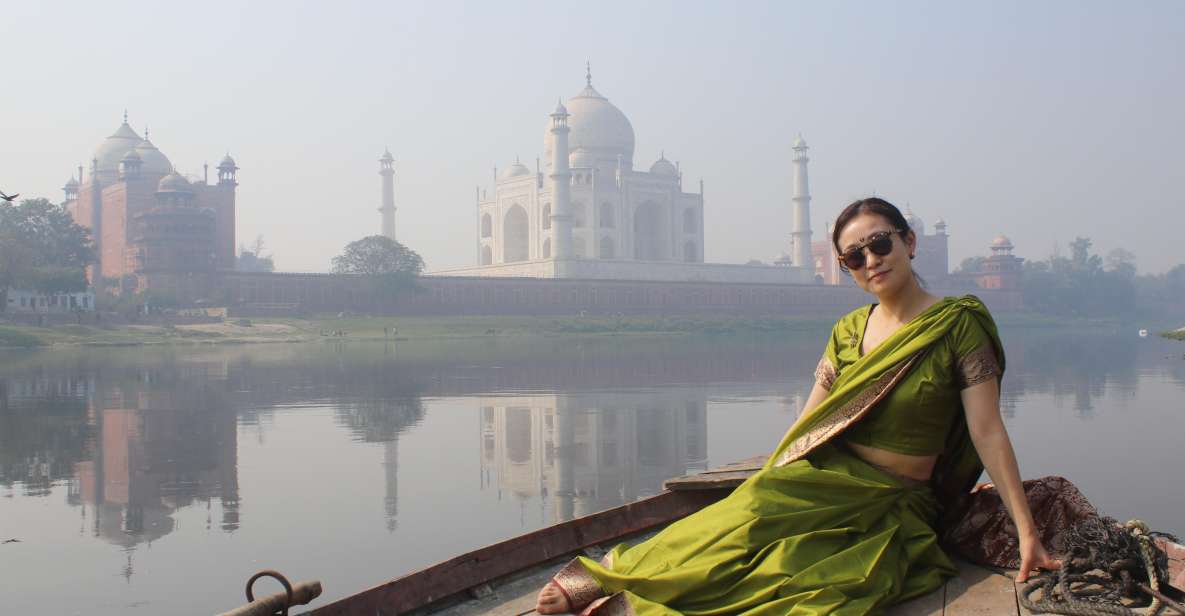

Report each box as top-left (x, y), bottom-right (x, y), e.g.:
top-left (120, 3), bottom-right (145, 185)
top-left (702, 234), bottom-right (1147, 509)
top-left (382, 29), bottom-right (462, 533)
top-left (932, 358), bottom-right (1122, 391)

top-left (214, 272), bottom-right (1017, 317)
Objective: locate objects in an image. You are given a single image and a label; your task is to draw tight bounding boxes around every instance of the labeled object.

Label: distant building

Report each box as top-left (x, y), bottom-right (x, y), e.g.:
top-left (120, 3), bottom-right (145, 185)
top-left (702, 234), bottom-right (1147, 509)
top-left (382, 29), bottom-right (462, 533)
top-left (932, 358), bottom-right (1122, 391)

top-left (975, 235), bottom-right (1024, 290)
top-left (63, 114), bottom-right (237, 296)
top-left (432, 66), bottom-right (813, 285)
top-left (4, 288), bottom-right (95, 313)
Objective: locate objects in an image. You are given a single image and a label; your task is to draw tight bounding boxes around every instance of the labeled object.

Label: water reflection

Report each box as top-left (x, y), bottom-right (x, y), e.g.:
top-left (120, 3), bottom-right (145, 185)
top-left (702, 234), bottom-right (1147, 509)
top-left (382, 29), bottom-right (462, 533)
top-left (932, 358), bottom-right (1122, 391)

top-left (479, 391), bottom-right (707, 522)
top-left (0, 328), bottom-right (1182, 605)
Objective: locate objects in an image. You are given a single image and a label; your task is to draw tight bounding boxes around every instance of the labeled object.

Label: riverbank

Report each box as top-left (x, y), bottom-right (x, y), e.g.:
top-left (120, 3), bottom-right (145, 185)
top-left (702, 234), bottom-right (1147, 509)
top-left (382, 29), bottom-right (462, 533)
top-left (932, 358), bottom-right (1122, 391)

top-left (1163, 328), bottom-right (1185, 341)
top-left (0, 311), bottom-right (1144, 349)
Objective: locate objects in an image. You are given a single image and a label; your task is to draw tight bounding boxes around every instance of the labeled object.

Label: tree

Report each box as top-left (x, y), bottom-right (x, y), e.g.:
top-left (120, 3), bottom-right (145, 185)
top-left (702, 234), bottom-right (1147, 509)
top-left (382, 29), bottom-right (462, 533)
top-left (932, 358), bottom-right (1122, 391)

top-left (236, 234), bottom-right (275, 272)
top-left (331, 236), bottom-right (425, 299)
top-left (1105, 248), bottom-right (1137, 280)
top-left (0, 198), bottom-right (93, 303)
top-left (332, 236), bottom-right (424, 277)
top-left (955, 256), bottom-right (986, 274)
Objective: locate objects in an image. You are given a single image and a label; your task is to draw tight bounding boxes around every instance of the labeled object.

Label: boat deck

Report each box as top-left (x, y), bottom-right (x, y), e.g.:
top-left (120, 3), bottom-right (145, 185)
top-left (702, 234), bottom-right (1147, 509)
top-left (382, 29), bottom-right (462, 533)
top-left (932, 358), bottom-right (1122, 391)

top-left (430, 540), bottom-right (1025, 615)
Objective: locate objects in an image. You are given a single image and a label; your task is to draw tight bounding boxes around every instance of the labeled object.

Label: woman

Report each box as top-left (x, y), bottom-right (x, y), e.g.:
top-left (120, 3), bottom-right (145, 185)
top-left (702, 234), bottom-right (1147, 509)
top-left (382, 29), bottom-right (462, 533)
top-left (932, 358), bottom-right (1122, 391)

top-left (536, 197), bottom-right (1059, 616)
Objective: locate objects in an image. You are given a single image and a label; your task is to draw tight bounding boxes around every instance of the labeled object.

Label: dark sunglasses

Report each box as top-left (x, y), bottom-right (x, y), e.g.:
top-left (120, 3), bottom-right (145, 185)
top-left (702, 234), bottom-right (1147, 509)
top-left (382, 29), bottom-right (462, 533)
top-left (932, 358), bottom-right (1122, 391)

top-left (838, 229), bottom-right (904, 272)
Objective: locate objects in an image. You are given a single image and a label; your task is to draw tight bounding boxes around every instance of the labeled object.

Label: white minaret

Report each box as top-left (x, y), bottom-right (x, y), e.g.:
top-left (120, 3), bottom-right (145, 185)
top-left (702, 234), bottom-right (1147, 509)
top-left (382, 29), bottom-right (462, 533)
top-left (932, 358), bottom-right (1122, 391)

top-left (549, 101), bottom-right (574, 261)
top-left (791, 135), bottom-right (812, 268)
top-left (379, 149), bottom-right (396, 240)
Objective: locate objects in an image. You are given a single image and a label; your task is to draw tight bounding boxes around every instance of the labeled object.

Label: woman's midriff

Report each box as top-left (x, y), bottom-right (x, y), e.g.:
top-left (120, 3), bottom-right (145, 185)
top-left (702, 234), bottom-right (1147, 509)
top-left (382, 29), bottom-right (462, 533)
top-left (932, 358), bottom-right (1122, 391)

top-left (846, 440), bottom-right (938, 482)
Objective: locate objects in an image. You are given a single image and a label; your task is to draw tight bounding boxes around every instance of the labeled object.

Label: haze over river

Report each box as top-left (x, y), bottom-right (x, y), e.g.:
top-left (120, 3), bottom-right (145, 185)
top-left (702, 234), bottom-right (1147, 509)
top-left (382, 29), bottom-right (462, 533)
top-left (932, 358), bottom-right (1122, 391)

top-left (2, 325), bottom-right (1182, 615)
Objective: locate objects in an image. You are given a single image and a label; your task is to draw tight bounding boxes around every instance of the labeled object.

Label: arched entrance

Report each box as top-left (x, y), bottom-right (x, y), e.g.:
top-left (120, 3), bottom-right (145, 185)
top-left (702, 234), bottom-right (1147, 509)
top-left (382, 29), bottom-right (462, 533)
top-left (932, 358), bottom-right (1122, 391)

top-left (633, 201), bottom-right (665, 260)
top-left (503, 205), bottom-right (529, 262)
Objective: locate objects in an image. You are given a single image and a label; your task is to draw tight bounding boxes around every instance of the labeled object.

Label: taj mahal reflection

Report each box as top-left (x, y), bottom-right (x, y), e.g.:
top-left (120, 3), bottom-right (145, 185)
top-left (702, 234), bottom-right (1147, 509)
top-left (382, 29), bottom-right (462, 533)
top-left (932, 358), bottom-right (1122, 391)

top-left (479, 391), bottom-right (708, 522)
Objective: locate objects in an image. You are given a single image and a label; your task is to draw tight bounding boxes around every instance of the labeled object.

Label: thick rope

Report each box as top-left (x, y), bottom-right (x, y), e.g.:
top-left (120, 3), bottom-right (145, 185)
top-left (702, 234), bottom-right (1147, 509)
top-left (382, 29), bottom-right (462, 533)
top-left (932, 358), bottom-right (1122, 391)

top-left (1017, 518), bottom-right (1183, 616)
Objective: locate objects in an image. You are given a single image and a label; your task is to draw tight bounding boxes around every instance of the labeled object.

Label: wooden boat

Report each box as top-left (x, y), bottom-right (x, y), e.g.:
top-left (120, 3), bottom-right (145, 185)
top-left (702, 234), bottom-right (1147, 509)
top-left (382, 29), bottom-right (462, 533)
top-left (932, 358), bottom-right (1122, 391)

top-left (297, 455), bottom-right (1183, 616)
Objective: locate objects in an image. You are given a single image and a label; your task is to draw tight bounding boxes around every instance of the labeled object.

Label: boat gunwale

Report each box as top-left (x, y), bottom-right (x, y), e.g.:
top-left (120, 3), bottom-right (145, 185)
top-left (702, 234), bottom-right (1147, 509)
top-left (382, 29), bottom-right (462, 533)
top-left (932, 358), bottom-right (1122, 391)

top-left (303, 488), bottom-right (729, 615)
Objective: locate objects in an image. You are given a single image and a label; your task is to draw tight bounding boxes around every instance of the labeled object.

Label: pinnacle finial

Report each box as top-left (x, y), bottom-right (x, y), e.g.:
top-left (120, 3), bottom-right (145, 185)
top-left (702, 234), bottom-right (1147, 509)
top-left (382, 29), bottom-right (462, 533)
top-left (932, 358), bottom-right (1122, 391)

top-left (586, 60), bottom-right (592, 87)
top-left (123, 109), bottom-right (128, 124)
top-left (144, 125), bottom-right (150, 140)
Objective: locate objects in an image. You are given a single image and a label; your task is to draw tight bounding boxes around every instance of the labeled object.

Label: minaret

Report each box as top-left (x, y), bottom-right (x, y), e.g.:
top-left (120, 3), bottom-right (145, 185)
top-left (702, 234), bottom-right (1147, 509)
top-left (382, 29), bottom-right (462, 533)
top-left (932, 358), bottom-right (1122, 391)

top-left (791, 135), bottom-right (812, 268)
top-left (549, 101), bottom-right (573, 262)
top-left (379, 149), bottom-right (396, 240)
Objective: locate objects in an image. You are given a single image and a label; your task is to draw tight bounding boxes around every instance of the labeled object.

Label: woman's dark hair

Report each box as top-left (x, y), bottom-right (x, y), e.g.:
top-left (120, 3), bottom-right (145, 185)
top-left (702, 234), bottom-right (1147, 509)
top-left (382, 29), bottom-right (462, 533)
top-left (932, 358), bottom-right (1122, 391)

top-left (831, 197), bottom-right (926, 287)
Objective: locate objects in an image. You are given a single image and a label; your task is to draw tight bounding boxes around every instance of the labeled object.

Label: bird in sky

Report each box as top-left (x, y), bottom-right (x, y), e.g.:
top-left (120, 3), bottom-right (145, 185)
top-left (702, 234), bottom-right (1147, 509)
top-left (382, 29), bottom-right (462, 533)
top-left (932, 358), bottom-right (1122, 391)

top-left (0, 190), bottom-right (19, 202)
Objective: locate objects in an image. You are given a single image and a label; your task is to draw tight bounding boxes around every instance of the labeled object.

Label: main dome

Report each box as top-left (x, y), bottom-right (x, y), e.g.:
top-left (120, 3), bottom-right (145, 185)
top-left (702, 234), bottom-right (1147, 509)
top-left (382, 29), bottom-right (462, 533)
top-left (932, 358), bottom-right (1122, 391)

top-left (545, 79), bottom-right (635, 170)
top-left (92, 121), bottom-right (143, 177)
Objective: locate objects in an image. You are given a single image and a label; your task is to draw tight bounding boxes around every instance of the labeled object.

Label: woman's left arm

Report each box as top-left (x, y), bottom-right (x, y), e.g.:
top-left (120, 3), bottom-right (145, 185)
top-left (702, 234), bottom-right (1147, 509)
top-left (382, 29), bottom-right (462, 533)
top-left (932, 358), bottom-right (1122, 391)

top-left (962, 378), bottom-right (1061, 582)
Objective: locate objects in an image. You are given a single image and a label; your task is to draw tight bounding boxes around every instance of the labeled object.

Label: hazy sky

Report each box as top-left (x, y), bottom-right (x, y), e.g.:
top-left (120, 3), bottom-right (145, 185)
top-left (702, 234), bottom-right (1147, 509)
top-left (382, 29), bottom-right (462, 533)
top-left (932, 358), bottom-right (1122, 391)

top-left (4, 1), bottom-right (1183, 274)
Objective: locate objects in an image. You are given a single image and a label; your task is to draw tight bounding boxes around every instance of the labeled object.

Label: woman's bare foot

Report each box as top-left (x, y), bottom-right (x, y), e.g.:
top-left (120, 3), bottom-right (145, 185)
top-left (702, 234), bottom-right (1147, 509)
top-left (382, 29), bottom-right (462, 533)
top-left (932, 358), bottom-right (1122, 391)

top-left (536, 581), bottom-right (571, 614)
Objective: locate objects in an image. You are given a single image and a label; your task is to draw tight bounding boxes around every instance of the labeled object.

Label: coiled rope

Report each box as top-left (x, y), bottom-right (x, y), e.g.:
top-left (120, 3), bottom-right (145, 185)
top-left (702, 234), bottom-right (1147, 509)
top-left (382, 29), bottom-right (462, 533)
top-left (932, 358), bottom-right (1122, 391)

top-left (1019, 517), bottom-right (1184, 616)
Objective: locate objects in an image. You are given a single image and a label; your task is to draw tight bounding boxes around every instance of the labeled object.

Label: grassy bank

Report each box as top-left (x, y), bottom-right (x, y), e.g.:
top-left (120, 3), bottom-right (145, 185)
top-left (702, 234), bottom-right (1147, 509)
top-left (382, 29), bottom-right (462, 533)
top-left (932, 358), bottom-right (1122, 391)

top-left (0, 314), bottom-right (841, 348)
top-left (0, 310), bottom-right (1162, 349)
top-left (1163, 329), bottom-right (1185, 341)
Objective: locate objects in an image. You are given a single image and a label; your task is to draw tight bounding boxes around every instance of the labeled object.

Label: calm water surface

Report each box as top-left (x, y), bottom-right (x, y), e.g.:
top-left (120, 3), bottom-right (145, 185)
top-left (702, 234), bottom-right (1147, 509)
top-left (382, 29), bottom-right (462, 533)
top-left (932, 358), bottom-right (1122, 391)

top-left (1, 327), bottom-right (1182, 615)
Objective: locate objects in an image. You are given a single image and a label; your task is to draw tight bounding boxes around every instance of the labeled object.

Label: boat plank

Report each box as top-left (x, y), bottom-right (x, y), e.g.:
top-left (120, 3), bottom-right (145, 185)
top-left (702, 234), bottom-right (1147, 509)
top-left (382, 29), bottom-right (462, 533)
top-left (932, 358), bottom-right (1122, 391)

top-left (943, 561), bottom-right (1018, 615)
top-left (886, 581), bottom-right (944, 616)
top-left (1159, 537), bottom-right (1185, 592)
top-left (663, 455), bottom-right (764, 491)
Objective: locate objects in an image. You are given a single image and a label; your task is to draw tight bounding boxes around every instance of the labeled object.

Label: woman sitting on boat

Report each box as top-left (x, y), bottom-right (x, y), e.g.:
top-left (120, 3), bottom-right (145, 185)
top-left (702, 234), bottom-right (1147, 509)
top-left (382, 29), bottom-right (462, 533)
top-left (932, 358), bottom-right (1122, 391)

top-left (536, 197), bottom-right (1060, 615)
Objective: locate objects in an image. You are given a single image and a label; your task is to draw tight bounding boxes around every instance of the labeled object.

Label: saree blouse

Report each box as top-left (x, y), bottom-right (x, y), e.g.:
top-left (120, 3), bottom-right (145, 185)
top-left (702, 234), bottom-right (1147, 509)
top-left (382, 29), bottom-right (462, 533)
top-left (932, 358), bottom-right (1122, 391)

top-left (813, 298), bottom-right (1002, 456)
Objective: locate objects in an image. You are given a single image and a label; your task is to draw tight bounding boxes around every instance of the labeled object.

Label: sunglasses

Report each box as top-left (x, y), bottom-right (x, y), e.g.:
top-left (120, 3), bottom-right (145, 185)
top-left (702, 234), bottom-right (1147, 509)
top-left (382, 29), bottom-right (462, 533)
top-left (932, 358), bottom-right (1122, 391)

top-left (838, 229), bottom-right (904, 272)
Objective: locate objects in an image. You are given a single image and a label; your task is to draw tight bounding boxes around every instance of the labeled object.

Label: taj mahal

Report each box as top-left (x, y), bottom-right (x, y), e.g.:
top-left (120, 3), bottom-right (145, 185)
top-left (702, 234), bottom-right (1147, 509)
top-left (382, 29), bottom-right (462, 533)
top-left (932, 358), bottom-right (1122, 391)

top-left (429, 67), bottom-right (817, 285)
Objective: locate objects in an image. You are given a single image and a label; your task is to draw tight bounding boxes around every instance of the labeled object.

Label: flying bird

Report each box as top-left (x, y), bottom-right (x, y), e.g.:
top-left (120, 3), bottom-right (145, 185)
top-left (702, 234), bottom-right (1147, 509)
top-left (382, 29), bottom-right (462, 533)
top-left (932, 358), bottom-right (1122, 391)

top-left (0, 190), bottom-right (18, 202)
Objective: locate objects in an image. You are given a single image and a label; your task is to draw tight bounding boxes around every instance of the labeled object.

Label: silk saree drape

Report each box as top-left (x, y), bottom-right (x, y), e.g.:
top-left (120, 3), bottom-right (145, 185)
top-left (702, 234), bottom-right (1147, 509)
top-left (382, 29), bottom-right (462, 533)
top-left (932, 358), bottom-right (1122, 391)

top-left (551, 296), bottom-right (1006, 616)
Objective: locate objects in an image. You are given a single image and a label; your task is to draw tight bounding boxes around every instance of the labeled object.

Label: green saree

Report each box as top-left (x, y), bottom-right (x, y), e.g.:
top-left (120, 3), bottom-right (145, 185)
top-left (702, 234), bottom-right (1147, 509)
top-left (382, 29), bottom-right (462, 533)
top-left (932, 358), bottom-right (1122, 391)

top-left (552, 296), bottom-right (1005, 616)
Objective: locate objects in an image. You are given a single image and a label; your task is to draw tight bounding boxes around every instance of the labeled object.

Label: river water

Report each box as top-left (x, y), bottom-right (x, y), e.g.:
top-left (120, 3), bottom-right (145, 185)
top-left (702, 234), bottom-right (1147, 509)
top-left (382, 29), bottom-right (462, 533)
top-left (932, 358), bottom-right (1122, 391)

top-left (1, 325), bottom-right (1182, 614)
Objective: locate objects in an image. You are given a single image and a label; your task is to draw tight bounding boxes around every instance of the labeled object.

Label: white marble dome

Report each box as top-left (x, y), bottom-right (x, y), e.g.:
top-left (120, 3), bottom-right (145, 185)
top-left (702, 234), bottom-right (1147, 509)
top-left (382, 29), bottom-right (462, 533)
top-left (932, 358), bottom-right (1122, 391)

top-left (501, 161), bottom-right (531, 179)
top-left (649, 156), bottom-right (677, 176)
top-left (134, 138), bottom-right (173, 176)
top-left (545, 81), bottom-right (635, 169)
top-left (92, 122), bottom-right (143, 176)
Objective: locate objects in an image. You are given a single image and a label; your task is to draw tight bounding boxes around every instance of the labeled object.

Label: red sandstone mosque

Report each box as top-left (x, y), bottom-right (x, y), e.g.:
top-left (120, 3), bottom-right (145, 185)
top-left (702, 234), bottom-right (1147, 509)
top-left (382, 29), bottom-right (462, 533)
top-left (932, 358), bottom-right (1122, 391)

top-left (63, 113), bottom-right (237, 297)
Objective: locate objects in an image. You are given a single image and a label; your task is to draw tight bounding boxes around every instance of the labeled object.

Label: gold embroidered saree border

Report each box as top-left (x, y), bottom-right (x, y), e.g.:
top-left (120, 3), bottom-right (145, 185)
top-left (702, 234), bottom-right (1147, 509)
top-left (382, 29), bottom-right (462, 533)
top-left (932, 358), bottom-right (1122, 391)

top-left (776, 352), bottom-right (922, 467)
top-left (553, 557), bottom-right (608, 612)
top-left (814, 355), bottom-right (837, 391)
top-left (958, 345), bottom-right (1001, 389)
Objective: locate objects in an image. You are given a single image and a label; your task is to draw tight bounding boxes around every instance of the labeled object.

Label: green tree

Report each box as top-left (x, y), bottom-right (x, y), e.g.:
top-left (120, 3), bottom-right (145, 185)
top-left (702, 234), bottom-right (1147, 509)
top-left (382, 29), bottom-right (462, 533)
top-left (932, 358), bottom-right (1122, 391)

top-left (331, 236), bottom-right (425, 298)
top-left (332, 235), bottom-right (424, 276)
top-left (0, 198), bottom-right (93, 303)
top-left (1021, 238), bottom-right (1135, 316)
top-left (955, 256), bottom-right (986, 274)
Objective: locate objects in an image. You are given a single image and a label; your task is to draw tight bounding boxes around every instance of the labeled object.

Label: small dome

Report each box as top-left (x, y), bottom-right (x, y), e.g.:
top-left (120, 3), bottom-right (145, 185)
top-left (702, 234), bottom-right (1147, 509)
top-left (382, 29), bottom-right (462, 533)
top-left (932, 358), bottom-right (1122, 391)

top-left (134, 138), bottom-right (173, 176)
top-left (793, 135), bottom-right (808, 149)
top-left (121, 149), bottom-right (142, 162)
top-left (991, 234), bottom-right (1013, 248)
top-left (649, 156), bottom-right (677, 176)
top-left (157, 171), bottom-right (192, 193)
top-left (379, 149), bottom-right (394, 162)
top-left (64, 176), bottom-right (79, 188)
top-left (934, 217), bottom-right (947, 226)
top-left (218, 153), bottom-right (237, 168)
top-left (501, 161), bottom-right (531, 179)
top-left (903, 205), bottom-right (924, 234)
top-left (773, 252), bottom-right (793, 265)
top-left (553, 100), bottom-right (568, 115)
